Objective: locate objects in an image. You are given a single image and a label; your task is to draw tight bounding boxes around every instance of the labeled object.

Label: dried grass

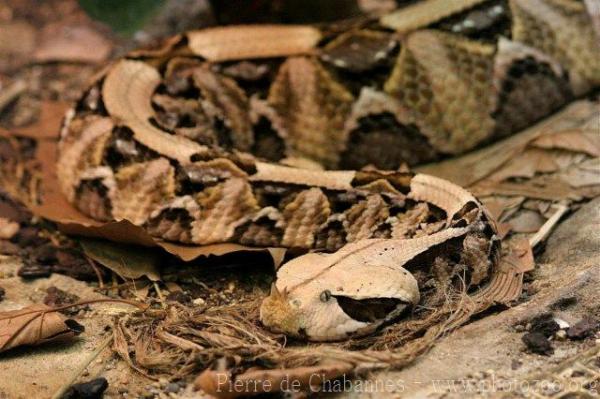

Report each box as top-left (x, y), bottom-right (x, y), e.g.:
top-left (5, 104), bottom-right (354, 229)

top-left (112, 283), bottom-right (489, 383)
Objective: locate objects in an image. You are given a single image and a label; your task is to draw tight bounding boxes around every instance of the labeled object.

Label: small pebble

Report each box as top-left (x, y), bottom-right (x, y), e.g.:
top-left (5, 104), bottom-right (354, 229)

top-left (63, 377), bottom-right (108, 399)
top-left (529, 313), bottom-right (560, 337)
top-left (18, 262), bottom-right (52, 279)
top-left (522, 332), bottom-right (554, 356)
top-left (511, 359), bottom-right (522, 370)
top-left (553, 318), bottom-right (570, 330)
top-left (165, 382), bottom-right (180, 393)
top-left (567, 318), bottom-right (598, 340)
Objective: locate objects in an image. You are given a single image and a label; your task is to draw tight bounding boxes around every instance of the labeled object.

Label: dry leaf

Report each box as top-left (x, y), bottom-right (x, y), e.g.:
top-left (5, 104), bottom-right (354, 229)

top-left (507, 210), bottom-right (546, 234)
top-left (559, 158), bottom-right (600, 188)
top-left (472, 178), bottom-right (574, 201)
top-left (80, 238), bottom-right (161, 281)
top-left (417, 101), bottom-right (598, 187)
top-left (487, 148), bottom-right (559, 182)
top-left (480, 196), bottom-right (525, 222)
top-left (531, 130), bottom-right (600, 157)
top-left (33, 24), bottom-right (112, 64)
top-left (0, 304), bottom-right (83, 353)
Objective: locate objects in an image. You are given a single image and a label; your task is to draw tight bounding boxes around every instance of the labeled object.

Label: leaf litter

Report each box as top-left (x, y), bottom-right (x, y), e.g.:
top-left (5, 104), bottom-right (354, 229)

top-left (0, 298), bottom-right (144, 353)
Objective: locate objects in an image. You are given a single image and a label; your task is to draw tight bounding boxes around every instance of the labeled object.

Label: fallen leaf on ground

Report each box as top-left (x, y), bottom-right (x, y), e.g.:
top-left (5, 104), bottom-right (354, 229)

top-left (417, 101), bottom-right (597, 186)
top-left (480, 196), bottom-right (525, 222)
top-left (472, 178), bottom-right (574, 201)
top-left (0, 217), bottom-right (19, 239)
top-left (0, 304), bottom-right (84, 353)
top-left (559, 158), bottom-right (600, 188)
top-left (487, 148), bottom-right (559, 182)
top-left (531, 130), bottom-right (600, 157)
top-left (80, 238), bottom-right (161, 281)
top-left (507, 210), bottom-right (547, 234)
top-left (33, 24), bottom-right (112, 64)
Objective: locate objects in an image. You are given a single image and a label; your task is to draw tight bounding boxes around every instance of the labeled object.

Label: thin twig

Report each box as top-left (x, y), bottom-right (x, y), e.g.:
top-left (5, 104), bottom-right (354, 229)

top-left (529, 202), bottom-right (569, 248)
top-left (50, 334), bottom-right (113, 399)
top-left (0, 80), bottom-right (27, 113)
top-left (86, 257), bottom-right (105, 289)
top-left (153, 281), bottom-right (166, 309)
top-left (0, 298), bottom-right (148, 320)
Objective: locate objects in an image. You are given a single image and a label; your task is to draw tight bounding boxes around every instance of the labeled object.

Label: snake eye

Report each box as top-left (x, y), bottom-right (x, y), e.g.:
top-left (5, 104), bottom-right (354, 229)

top-left (320, 290), bottom-right (332, 303)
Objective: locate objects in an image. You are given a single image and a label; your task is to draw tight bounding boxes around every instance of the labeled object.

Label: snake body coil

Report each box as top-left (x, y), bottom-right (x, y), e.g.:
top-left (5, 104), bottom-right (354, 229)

top-left (57, 0), bottom-right (599, 340)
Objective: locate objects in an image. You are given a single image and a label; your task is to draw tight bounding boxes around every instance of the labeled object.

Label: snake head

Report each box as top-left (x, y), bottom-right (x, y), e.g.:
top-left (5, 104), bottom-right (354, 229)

top-left (260, 242), bottom-right (421, 341)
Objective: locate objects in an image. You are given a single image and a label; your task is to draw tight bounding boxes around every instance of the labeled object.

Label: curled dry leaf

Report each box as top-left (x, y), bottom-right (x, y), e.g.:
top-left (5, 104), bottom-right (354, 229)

top-left (0, 304), bottom-right (83, 353)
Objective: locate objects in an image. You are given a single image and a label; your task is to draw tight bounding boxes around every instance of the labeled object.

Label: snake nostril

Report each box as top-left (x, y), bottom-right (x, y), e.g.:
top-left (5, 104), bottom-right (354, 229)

top-left (320, 290), bottom-right (332, 302)
top-left (297, 328), bottom-right (308, 339)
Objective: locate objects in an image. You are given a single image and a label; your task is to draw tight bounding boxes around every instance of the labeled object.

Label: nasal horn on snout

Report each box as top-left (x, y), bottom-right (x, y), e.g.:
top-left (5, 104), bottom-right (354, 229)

top-left (269, 283), bottom-right (288, 300)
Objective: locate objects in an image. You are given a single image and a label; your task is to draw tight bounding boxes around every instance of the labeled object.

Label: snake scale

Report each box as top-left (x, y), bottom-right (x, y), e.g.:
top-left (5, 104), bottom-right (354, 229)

top-left (57, 0), bottom-right (599, 341)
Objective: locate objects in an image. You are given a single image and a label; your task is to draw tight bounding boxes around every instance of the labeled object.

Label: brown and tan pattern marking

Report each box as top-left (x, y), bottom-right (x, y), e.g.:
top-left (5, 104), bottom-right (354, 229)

top-left (57, 0), bottom-right (598, 340)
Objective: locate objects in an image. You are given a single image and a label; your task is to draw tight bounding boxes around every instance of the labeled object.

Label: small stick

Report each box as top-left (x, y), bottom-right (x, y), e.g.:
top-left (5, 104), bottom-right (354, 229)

top-left (0, 80), bottom-right (26, 111)
top-left (529, 203), bottom-right (569, 248)
top-left (86, 257), bottom-right (105, 289)
top-left (0, 298), bottom-right (148, 320)
top-left (0, 80), bottom-right (27, 113)
top-left (50, 334), bottom-right (113, 399)
top-left (153, 281), bottom-right (166, 309)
